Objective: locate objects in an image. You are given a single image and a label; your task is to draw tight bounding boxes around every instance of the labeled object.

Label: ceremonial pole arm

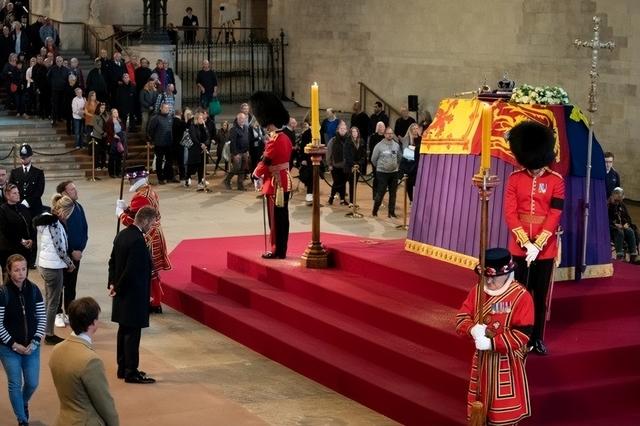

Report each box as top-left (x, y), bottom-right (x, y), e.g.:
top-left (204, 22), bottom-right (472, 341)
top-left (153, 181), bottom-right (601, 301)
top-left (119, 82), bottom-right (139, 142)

top-left (469, 104), bottom-right (500, 426)
top-left (573, 16), bottom-right (615, 276)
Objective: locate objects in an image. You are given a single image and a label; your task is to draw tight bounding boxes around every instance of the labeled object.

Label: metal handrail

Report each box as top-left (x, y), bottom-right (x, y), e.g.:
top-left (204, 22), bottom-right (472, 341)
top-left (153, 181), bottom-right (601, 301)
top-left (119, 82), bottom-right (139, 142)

top-left (358, 81), bottom-right (403, 121)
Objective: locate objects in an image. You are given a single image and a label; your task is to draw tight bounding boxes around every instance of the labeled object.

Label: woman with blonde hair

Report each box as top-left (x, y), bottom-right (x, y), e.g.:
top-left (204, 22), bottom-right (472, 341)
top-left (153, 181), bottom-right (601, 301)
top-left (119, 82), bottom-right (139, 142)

top-left (32, 195), bottom-right (75, 345)
top-left (172, 108), bottom-right (192, 184)
top-left (399, 123), bottom-right (422, 202)
top-left (83, 91), bottom-right (98, 141)
top-left (140, 79), bottom-right (158, 133)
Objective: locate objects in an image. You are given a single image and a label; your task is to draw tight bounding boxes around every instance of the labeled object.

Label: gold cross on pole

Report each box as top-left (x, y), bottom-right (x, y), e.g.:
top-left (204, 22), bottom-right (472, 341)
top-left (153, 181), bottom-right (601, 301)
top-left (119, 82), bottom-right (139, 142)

top-left (573, 16), bottom-right (615, 113)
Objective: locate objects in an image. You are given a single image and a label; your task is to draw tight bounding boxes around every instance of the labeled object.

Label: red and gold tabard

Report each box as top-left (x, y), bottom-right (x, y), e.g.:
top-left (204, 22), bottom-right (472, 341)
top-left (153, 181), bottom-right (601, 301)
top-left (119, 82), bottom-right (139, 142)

top-left (504, 168), bottom-right (565, 260)
top-left (456, 280), bottom-right (534, 425)
top-left (120, 184), bottom-right (171, 273)
top-left (253, 130), bottom-right (293, 195)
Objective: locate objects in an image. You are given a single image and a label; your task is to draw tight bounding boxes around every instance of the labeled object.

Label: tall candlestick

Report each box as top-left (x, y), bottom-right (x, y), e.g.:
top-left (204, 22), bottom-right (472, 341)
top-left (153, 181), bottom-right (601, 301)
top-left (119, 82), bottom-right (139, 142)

top-left (311, 82), bottom-right (320, 143)
top-left (480, 103), bottom-right (492, 171)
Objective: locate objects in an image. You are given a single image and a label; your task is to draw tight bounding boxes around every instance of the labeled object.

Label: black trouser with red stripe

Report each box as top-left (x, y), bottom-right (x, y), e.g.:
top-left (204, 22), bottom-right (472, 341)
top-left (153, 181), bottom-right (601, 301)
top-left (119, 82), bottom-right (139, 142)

top-left (513, 256), bottom-right (554, 343)
top-left (266, 192), bottom-right (290, 258)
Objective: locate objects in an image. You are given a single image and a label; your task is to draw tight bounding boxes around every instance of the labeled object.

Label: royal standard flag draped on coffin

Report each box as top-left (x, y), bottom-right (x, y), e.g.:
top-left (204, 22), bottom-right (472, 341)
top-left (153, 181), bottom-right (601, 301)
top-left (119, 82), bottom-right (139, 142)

top-left (420, 98), bottom-right (571, 176)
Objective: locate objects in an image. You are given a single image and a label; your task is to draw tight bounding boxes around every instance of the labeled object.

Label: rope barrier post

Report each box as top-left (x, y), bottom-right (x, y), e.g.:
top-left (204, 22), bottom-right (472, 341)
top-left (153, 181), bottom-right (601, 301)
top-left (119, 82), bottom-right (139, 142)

top-left (197, 148), bottom-right (212, 193)
top-left (395, 175), bottom-right (409, 230)
top-left (87, 139), bottom-right (99, 182)
top-left (346, 164), bottom-right (363, 218)
top-left (146, 142), bottom-right (151, 176)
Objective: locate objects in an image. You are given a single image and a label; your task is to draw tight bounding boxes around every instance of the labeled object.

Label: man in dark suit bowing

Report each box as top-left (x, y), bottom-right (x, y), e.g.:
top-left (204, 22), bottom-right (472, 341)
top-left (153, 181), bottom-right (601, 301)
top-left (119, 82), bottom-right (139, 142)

top-left (108, 206), bottom-right (157, 384)
top-left (9, 143), bottom-right (45, 266)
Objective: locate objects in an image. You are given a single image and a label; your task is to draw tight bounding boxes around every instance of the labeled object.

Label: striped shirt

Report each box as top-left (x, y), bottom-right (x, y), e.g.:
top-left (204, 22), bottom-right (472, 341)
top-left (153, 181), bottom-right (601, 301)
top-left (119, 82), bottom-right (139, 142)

top-left (0, 281), bottom-right (46, 347)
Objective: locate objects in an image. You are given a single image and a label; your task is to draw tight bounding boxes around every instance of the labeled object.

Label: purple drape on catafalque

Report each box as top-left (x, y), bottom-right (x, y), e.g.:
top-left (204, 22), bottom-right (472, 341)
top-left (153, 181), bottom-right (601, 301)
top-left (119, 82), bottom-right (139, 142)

top-left (408, 154), bottom-right (611, 269)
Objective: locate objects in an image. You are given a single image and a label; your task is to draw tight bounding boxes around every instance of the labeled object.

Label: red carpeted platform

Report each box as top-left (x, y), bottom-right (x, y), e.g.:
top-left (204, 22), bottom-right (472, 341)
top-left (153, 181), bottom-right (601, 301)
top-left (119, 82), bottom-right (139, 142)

top-left (160, 233), bottom-right (640, 425)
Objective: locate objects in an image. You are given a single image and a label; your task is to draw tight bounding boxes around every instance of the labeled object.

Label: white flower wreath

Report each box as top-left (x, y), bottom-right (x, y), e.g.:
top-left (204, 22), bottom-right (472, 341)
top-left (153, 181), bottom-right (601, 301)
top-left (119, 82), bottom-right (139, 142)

top-left (511, 84), bottom-right (570, 105)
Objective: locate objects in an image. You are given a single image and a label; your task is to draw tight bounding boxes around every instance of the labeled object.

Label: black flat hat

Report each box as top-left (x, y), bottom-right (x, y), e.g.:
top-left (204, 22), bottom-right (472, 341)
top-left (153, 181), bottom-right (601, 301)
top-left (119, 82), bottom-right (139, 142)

top-left (476, 248), bottom-right (516, 277)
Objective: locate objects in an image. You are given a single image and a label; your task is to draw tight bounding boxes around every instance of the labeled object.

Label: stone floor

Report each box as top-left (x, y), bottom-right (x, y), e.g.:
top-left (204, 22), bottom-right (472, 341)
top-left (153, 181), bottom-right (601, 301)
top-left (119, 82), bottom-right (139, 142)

top-left (0, 168), bottom-right (405, 426)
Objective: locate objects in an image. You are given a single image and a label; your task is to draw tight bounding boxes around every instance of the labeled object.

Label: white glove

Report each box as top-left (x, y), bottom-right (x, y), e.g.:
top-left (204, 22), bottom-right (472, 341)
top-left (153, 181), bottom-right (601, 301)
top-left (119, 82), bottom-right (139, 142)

top-left (254, 178), bottom-right (263, 191)
top-left (21, 199), bottom-right (30, 208)
top-left (524, 242), bottom-right (540, 265)
top-left (474, 334), bottom-right (492, 351)
top-left (470, 323), bottom-right (487, 340)
top-left (115, 199), bottom-right (126, 217)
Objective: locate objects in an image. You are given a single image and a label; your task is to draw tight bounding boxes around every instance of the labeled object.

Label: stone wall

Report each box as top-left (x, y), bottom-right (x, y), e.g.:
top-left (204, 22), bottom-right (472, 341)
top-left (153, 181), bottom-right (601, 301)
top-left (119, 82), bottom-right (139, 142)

top-left (268, 0), bottom-right (640, 198)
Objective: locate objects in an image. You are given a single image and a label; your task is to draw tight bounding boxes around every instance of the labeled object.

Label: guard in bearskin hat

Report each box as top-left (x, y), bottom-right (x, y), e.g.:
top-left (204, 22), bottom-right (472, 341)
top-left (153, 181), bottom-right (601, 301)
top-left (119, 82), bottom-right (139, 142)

top-left (115, 165), bottom-right (171, 313)
top-left (456, 248), bottom-right (534, 425)
top-left (504, 121), bottom-right (565, 355)
top-left (250, 91), bottom-right (293, 259)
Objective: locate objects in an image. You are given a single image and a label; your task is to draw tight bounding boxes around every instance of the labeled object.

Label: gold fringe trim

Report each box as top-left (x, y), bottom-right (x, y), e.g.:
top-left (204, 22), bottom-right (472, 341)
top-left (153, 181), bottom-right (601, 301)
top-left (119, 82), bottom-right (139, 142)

top-left (405, 240), bottom-right (478, 269)
top-left (555, 264), bottom-right (614, 281)
top-left (405, 239), bottom-right (615, 280)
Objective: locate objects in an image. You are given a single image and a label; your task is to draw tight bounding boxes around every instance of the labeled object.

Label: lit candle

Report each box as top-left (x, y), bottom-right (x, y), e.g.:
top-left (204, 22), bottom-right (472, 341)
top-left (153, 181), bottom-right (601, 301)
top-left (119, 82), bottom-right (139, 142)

top-left (480, 103), bottom-right (492, 171)
top-left (311, 82), bottom-right (320, 143)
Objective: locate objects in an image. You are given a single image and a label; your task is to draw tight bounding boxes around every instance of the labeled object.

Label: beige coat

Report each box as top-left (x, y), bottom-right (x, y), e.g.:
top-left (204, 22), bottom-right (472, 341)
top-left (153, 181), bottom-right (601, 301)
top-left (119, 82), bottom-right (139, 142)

top-left (49, 335), bottom-right (119, 426)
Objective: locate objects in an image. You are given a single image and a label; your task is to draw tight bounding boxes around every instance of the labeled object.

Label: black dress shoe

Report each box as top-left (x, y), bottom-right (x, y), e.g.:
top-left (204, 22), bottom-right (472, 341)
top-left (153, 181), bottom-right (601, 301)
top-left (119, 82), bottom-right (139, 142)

top-left (44, 335), bottom-right (65, 345)
top-left (530, 339), bottom-right (548, 355)
top-left (388, 213), bottom-right (398, 218)
top-left (262, 252), bottom-right (277, 259)
top-left (149, 305), bottom-right (163, 314)
top-left (118, 370), bottom-right (147, 379)
top-left (125, 373), bottom-right (155, 384)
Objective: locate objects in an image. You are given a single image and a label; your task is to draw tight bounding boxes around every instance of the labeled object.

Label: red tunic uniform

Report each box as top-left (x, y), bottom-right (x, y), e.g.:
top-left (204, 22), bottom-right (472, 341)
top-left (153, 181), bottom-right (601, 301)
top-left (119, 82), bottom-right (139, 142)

top-left (253, 131), bottom-right (293, 195)
top-left (456, 280), bottom-right (534, 425)
top-left (253, 131), bottom-right (293, 257)
top-left (504, 168), bottom-right (565, 260)
top-left (120, 184), bottom-right (171, 306)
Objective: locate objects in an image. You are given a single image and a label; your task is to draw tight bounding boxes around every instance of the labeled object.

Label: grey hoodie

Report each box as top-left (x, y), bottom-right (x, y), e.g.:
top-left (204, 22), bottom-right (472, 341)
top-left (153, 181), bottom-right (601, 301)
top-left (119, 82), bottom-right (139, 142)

top-left (371, 138), bottom-right (402, 173)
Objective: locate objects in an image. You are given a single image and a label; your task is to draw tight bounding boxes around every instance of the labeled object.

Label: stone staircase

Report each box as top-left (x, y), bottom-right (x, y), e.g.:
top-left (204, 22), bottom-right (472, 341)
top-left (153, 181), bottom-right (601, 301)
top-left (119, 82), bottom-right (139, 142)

top-left (0, 110), bottom-right (148, 180)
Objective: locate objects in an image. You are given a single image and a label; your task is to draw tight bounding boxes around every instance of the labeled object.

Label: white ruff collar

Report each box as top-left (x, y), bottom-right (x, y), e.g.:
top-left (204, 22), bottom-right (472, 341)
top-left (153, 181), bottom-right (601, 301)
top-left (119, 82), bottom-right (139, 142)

top-left (484, 273), bottom-right (514, 297)
top-left (129, 178), bottom-right (148, 192)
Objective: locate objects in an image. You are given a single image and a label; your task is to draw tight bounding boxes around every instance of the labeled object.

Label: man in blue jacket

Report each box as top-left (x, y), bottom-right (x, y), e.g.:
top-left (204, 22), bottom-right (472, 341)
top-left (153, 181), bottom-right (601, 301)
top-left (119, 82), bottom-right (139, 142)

top-left (54, 180), bottom-right (88, 328)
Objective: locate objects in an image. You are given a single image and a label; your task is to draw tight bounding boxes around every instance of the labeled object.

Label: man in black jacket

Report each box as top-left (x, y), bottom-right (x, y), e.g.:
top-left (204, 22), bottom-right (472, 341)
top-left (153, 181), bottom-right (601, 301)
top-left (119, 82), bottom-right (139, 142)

top-left (9, 144), bottom-right (45, 267)
top-left (10, 21), bottom-right (29, 56)
top-left (147, 103), bottom-right (174, 184)
top-left (47, 56), bottom-right (68, 125)
top-left (369, 101), bottom-right (389, 135)
top-left (108, 206), bottom-right (157, 384)
top-left (86, 58), bottom-right (108, 103)
top-left (223, 112), bottom-right (250, 190)
top-left (182, 7), bottom-right (199, 44)
top-left (115, 73), bottom-right (136, 130)
top-left (107, 51), bottom-right (125, 105)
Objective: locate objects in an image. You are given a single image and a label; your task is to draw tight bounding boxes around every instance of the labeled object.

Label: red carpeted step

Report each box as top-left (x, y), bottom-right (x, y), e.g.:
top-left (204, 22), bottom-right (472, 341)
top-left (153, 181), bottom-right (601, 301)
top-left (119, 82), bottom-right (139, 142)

top-left (327, 240), bottom-right (475, 307)
top-left (163, 282), bottom-right (466, 426)
top-left (524, 375), bottom-right (640, 425)
top-left (527, 315), bottom-right (640, 386)
top-left (550, 262), bottom-right (640, 323)
top-left (225, 251), bottom-right (470, 358)
top-left (191, 264), bottom-right (470, 395)
top-left (160, 234), bottom-right (640, 425)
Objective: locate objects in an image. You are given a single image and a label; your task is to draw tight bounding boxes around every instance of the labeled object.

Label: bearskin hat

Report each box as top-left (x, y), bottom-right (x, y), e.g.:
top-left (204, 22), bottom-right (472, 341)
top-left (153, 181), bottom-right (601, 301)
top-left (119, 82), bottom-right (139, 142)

top-left (506, 121), bottom-right (556, 170)
top-left (250, 91), bottom-right (290, 128)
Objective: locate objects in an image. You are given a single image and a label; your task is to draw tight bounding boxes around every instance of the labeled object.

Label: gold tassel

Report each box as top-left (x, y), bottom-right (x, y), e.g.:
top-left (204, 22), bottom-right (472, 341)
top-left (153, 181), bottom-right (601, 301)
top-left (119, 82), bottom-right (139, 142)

top-left (469, 401), bottom-right (486, 426)
top-left (275, 186), bottom-right (284, 207)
